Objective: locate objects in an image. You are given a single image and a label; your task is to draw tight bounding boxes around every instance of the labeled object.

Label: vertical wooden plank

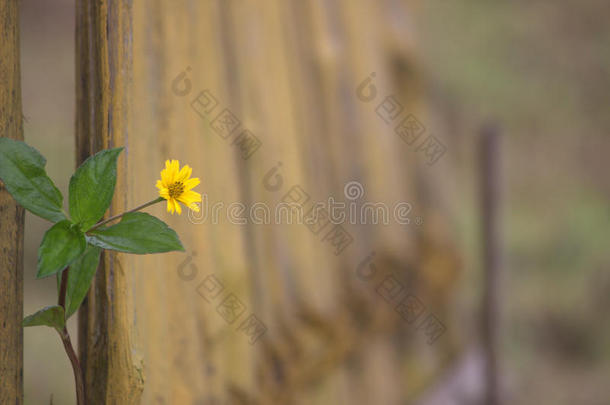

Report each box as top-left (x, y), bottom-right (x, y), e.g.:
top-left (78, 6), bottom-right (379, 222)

top-left (0, 1), bottom-right (25, 403)
top-left (75, 0), bottom-right (141, 403)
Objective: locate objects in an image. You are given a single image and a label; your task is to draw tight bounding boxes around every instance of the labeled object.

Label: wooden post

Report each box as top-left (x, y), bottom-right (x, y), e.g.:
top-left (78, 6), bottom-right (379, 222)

top-left (0, 1), bottom-right (25, 403)
top-left (480, 123), bottom-right (503, 405)
top-left (75, 1), bottom-right (139, 403)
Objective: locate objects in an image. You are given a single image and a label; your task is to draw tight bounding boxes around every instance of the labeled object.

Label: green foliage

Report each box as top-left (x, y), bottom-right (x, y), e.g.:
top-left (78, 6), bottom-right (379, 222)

top-left (37, 220), bottom-right (86, 279)
top-left (22, 306), bottom-right (66, 332)
top-left (0, 137), bottom-right (66, 222)
top-left (63, 245), bottom-right (102, 318)
top-left (88, 212), bottom-right (185, 254)
top-left (69, 147), bottom-right (123, 230)
top-left (0, 139), bottom-right (186, 328)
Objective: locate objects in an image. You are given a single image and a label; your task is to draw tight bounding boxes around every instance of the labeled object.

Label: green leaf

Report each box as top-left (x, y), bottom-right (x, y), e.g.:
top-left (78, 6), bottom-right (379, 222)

top-left (0, 138), bottom-right (66, 222)
top-left (37, 220), bottom-right (86, 278)
top-left (22, 305), bottom-right (65, 331)
top-left (63, 245), bottom-right (102, 318)
top-left (88, 212), bottom-right (184, 254)
top-left (69, 147), bottom-right (123, 230)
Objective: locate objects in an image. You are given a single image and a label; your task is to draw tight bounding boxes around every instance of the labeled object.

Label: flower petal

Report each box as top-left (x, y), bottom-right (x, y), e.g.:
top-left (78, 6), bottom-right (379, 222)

top-left (159, 188), bottom-right (170, 199)
top-left (163, 160), bottom-right (179, 185)
top-left (160, 168), bottom-right (172, 186)
top-left (170, 160), bottom-right (180, 176)
top-left (183, 177), bottom-right (200, 190)
top-left (176, 165), bottom-right (192, 183)
top-left (178, 190), bottom-right (201, 204)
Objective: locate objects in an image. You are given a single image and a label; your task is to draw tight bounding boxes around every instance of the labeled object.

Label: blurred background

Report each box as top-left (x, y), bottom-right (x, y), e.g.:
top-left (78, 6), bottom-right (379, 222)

top-left (19, 0), bottom-right (609, 404)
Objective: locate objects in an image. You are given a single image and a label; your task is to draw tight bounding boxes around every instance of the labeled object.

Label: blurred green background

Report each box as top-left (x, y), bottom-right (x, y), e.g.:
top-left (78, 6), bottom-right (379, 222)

top-left (419, 0), bottom-right (610, 403)
top-left (19, 0), bottom-right (609, 403)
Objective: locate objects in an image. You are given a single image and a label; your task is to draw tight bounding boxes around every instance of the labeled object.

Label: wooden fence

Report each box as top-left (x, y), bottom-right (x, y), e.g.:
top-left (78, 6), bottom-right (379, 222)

top-left (2, 1), bottom-right (459, 403)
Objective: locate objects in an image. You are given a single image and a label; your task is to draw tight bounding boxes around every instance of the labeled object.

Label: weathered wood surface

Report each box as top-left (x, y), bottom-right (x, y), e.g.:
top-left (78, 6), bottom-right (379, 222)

top-left (0, 1), bottom-right (25, 404)
top-left (75, 0), bottom-right (140, 403)
top-left (76, 0), bottom-right (459, 403)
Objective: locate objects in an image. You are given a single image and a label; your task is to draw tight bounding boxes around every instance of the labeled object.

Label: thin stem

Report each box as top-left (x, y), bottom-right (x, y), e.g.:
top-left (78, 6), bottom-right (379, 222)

top-left (58, 267), bottom-right (68, 308)
top-left (58, 268), bottom-right (85, 405)
top-left (87, 197), bottom-right (164, 232)
top-left (59, 328), bottom-right (85, 405)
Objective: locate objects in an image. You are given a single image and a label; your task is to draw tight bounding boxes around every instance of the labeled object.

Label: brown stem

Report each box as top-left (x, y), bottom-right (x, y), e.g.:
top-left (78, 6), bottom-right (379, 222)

top-left (58, 267), bottom-right (68, 308)
top-left (59, 328), bottom-right (85, 405)
top-left (87, 197), bottom-right (164, 232)
top-left (58, 268), bottom-right (85, 405)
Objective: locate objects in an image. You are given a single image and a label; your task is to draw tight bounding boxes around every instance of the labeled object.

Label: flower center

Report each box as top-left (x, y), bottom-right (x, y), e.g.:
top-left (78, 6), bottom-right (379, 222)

top-left (168, 181), bottom-right (185, 198)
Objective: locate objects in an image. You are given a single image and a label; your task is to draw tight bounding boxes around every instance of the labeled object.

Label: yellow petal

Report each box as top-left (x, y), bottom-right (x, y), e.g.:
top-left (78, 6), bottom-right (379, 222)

top-left (162, 160), bottom-right (179, 185)
top-left (176, 165), bottom-right (192, 183)
top-left (170, 160), bottom-right (180, 176)
top-left (160, 169), bottom-right (171, 186)
top-left (166, 198), bottom-right (175, 214)
top-left (159, 188), bottom-right (170, 199)
top-left (175, 200), bottom-right (182, 215)
top-left (183, 177), bottom-right (200, 190)
top-left (178, 190), bottom-right (201, 204)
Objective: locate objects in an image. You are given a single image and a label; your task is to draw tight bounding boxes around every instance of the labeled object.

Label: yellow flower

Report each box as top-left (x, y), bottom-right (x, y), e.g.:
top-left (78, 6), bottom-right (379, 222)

top-left (156, 160), bottom-right (201, 215)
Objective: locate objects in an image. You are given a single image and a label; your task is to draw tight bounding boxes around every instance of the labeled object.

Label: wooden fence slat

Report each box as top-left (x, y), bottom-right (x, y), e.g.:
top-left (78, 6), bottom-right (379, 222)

top-left (75, 1), bottom-right (141, 403)
top-left (0, 1), bottom-right (25, 404)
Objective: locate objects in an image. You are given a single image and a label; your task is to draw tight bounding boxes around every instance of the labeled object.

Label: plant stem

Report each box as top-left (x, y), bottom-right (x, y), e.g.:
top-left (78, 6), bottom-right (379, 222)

top-left (58, 267), bottom-right (68, 308)
top-left (59, 327), bottom-right (85, 405)
top-left (87, 197), bottom-right (164, 231)
top-left (58, 268), bottom-right (85, 405)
